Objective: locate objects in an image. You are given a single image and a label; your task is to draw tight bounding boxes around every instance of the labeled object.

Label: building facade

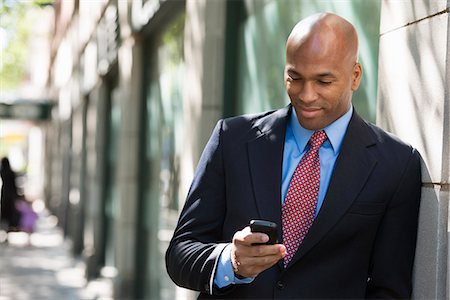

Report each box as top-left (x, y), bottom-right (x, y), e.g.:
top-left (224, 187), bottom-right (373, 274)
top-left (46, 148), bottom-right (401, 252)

top-left (45, 0), bottom-right (449, 299)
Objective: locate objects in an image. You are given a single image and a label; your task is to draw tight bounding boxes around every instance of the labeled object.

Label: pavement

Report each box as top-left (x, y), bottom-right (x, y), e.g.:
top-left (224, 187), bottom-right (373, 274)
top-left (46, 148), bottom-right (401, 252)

top-left (0, 208), bottom-right (113, 300)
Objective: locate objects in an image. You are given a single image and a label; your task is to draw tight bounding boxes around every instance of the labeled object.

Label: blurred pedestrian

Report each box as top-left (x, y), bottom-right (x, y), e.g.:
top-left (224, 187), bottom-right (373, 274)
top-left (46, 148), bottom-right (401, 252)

top-left (16, 196), bottom-right (38, 234)
top-left (0, 157), bottom-right (21, 233)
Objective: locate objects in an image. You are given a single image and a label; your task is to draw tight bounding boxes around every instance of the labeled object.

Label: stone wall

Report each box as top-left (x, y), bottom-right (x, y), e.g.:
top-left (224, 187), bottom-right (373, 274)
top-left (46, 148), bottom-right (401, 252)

top-left (377, 1), bottom-right (450, 298)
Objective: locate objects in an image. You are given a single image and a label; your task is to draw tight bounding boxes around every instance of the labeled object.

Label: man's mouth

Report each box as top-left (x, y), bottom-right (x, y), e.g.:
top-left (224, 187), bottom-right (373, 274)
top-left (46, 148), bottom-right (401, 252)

top-left (298, 107), bottom-right (322, 118)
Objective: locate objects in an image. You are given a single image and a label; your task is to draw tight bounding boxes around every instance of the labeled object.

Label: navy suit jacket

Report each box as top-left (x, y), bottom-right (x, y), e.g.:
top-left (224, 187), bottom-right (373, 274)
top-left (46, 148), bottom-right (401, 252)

top-left (166, 105), bottom-right (422, 299)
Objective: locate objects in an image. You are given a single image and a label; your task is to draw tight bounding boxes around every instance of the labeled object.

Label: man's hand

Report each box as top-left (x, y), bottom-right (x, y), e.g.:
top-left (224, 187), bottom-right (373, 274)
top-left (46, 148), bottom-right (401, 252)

top-left (231, 226), bottom-right (287, 278)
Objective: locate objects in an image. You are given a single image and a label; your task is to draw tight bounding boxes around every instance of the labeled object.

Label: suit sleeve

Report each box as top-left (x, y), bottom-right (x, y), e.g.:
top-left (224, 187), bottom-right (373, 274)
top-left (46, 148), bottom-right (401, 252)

top-left (366, 148), bottom-right (422, 299)
top-left (165, 119), bottom-right (231, 295)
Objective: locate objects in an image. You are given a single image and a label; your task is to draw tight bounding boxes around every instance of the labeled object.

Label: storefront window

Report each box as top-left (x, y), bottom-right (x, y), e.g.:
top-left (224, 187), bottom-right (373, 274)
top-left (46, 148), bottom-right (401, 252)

top-left (141, 11), bottom-right (185, 300)
top-left (103, 84), bottom-right (120, 268)
top-left (234, 0), bottom-right (381, 122)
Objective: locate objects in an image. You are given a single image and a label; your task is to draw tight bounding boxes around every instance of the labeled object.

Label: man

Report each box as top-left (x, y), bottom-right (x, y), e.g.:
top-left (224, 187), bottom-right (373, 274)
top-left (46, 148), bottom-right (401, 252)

top-left (166, 12), bottom-right (422, 299)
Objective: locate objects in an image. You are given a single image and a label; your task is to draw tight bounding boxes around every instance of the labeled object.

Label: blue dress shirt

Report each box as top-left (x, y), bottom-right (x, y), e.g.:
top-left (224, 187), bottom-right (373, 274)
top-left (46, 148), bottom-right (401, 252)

top-left (214, 106), bottom-right (353, 288)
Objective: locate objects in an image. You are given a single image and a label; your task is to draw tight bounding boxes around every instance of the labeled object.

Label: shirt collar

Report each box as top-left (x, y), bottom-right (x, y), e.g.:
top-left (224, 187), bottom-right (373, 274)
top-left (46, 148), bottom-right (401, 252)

top-left (289, 105), bottom-right (353, 155)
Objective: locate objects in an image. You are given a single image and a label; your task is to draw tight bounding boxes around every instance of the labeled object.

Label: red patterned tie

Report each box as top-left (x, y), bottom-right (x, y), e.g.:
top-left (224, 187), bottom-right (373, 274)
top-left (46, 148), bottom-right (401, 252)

top-left (282, 130), bottom-right (327, 266)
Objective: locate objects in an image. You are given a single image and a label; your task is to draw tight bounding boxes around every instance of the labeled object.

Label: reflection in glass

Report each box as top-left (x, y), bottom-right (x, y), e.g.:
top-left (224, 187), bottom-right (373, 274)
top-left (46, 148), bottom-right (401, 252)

top-left (143, 12), bottom-right (185, 300)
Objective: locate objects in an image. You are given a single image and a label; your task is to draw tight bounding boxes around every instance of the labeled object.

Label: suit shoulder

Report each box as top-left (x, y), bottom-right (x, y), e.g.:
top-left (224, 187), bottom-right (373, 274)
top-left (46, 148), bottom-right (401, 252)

top-left (214, 106), bottom-right (289, 150)
top-left (221, 109), bottom-right (278, 132)
top-left (366, 121), bottom-right (408, 146)
top-left (364, 120), bottom-right (420, 159)
top-left (356, 120), bottom-right (422, 190)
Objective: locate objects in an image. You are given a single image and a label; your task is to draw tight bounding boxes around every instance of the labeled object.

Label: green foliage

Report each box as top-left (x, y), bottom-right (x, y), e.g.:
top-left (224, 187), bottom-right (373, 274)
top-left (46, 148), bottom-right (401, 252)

top-left (0, 0), bottom-right (54, 91)
top-left (33, 0), bottom-right (54, 7)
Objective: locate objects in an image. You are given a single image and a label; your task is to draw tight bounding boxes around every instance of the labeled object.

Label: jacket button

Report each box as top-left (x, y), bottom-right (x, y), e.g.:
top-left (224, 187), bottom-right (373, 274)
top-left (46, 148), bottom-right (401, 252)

top-left (276, 280), bottom-right (284, 290)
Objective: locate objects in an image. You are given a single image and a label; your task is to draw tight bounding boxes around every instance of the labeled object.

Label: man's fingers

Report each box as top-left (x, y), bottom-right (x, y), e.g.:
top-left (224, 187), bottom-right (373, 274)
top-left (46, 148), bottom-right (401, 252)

top-left (244, 244), bottom-right (286, 257)
top-left (233, 252), bottom-right (283, 278)
top-left (233, 226), bottom-right (269, 245)
top-left (239, 252), bottom-right (282, 267)
top-left (231, 227), bottom-right (288, 278)
top-left (233, 244), bottom-right (286, 266)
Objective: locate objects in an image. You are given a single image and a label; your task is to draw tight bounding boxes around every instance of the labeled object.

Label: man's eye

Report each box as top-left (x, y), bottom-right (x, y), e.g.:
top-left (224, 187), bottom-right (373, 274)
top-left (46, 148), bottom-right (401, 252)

top-left (289, 75), bottom-right (300, 81)
top-left (318, 80), bottom-right (332, 85)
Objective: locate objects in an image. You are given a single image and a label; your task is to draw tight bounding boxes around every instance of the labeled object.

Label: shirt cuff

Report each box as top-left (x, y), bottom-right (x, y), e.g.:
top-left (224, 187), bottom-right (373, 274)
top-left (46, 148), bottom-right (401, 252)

top-left (214, 244), bottom-right (255, 288)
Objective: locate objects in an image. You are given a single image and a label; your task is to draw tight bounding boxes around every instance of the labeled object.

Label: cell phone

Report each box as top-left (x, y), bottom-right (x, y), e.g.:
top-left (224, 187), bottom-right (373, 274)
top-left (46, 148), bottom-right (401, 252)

top-left (249, 219), bottom-right (278, 245)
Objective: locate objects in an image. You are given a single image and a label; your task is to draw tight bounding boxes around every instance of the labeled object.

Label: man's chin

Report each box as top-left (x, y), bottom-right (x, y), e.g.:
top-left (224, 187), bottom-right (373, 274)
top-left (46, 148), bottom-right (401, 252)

top-left (298, 120), bottom-right (326, 131)
top-left (297, 115), bottom-right (328, 130)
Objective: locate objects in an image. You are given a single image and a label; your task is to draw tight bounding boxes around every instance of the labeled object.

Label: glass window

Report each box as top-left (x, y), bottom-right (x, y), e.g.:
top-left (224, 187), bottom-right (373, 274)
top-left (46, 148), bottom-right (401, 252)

top-left (102, 84), bottom-right (121, 268)
top-left (140, 11), bottom-right (185, 300)
top-left (234, 0), bottom-right (381, 122)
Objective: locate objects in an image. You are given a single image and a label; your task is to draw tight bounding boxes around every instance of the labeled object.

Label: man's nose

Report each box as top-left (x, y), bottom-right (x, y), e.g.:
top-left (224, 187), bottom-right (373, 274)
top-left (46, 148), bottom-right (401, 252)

top-left (298, 81), bottom-right (318, 103)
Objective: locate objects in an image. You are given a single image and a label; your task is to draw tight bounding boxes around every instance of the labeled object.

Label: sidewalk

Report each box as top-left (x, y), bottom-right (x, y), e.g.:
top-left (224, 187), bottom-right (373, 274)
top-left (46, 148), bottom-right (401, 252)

top-left (0, 210), bottom-right (113, 300)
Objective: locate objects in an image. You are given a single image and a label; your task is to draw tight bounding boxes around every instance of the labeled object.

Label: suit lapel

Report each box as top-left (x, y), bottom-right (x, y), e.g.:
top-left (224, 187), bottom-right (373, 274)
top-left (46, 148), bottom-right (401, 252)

top-left (287, 111), bottom-right (378, 267)
top-left (247, 106), bottom-right (290, 236)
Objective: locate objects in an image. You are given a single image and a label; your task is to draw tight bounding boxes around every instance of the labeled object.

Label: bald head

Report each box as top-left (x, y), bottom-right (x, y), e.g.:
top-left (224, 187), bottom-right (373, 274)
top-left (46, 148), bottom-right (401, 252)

top-left (287, 12), bottom-right (359, 65)
top-left (284, 12), bottom-right (363, 130)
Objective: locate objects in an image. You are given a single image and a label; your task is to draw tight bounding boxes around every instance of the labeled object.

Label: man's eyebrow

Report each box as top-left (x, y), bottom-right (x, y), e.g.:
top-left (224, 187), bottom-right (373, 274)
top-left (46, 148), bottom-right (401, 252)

top-left (286, 68), bottom-right (299, 74)
top-left (286, 69), bottom-right (336, 78)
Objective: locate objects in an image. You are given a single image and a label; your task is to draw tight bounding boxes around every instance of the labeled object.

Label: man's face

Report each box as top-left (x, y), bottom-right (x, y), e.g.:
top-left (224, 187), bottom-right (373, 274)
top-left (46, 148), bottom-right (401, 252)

top-left (284, 35), bottom-right (362, 130)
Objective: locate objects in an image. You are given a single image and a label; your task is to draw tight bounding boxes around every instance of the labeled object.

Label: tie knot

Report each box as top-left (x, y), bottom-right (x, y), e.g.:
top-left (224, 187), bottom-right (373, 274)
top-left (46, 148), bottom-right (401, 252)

top-left (309, 130), bottom-right (327, 150)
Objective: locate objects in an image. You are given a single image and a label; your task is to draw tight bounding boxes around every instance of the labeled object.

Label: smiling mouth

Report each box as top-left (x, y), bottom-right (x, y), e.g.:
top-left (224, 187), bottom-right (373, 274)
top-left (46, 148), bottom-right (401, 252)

top-left (301, 107), bottom-right (321, 112)
top-left (298, 107), bottom-right (322, 118)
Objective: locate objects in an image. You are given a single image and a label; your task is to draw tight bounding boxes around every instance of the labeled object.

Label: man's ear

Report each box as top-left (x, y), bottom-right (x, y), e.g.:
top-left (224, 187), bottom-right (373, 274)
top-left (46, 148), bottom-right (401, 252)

top-left (351, 63), bottom-right (362, 91)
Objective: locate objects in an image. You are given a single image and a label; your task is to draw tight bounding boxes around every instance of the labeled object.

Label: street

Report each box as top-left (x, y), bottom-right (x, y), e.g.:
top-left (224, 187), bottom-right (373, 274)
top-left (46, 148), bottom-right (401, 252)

top-left (0, 209), bottom-right (112, 300)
